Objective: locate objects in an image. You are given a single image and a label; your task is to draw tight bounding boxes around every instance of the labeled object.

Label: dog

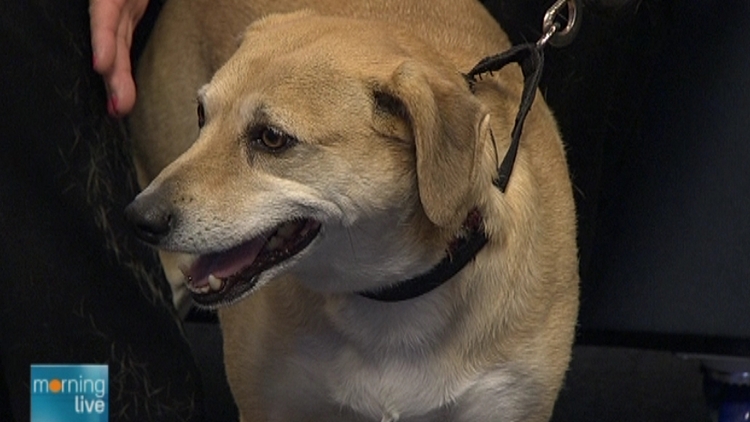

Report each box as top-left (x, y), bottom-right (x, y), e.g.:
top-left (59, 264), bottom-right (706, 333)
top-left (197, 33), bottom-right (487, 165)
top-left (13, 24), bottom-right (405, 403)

top-left (126, 0), bottom-right (579, 420)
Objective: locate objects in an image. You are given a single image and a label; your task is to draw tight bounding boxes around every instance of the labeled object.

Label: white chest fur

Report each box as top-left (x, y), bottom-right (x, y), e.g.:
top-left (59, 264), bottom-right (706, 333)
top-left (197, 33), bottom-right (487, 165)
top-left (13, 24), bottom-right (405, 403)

top-left (338, 347), bottom-right (468, 417)
top-left (262, 293), bottom-right (482, 421)
top-left (284, 334), bottom-right (472, 421)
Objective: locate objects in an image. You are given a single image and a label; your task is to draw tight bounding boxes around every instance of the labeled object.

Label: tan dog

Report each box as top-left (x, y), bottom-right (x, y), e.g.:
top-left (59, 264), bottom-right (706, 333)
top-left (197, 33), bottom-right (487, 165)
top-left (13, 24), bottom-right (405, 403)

top-left (126, 0), bottom-right (579, 420)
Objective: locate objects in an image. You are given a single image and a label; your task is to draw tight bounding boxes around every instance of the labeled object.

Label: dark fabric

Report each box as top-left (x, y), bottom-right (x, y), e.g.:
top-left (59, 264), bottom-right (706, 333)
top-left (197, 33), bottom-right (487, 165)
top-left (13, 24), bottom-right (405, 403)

top-left (580, 0), bottom-right (750, 342)
top-left (0, 1), bottom-right (205, 421)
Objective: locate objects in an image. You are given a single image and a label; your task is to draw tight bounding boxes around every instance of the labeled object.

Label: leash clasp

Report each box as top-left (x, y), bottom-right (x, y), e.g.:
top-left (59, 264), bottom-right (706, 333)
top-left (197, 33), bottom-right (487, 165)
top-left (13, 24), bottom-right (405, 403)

top-left (540, 0), bottom-right (581, 48)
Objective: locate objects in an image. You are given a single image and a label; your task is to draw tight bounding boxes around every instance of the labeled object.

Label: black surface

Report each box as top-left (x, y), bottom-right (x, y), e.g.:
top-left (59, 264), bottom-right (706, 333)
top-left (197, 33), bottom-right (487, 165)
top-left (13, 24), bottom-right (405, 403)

top-left (552, 346), bottom-right (711, 422)
top-left (581, 0), bottom-right (750, 343)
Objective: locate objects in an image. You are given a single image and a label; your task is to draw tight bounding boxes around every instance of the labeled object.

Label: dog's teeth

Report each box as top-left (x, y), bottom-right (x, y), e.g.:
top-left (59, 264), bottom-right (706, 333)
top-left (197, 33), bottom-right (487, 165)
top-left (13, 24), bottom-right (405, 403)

top-left (197, 284), bottom-right (210, 294)
top-left (266, 235), bottom-right (284, 251)
top-left (208, 274), bottom-right (223, 291)
top-left (277, 223), bottom-right (297, 239)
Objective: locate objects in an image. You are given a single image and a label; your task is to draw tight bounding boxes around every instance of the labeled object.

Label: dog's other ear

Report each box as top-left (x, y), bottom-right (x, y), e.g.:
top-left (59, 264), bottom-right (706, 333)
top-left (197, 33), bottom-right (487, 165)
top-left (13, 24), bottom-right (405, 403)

top-left (386, 61), bottom-right (488, 228)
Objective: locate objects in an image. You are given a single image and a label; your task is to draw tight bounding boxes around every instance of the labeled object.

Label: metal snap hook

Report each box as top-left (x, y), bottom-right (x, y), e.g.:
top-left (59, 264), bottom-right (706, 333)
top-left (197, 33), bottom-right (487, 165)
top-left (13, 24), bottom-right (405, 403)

top-left (540, 0), bottom-right (582, 48)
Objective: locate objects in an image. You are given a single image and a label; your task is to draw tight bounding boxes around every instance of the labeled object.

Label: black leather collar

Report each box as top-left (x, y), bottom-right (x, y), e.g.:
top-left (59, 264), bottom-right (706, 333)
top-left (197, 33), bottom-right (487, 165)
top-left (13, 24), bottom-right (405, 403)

top-left (358, 210), bottom-right (488, 302)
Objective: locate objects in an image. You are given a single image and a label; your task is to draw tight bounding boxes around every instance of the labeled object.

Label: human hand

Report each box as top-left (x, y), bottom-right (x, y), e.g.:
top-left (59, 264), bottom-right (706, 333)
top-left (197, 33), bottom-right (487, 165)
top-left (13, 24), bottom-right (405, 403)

top-left (89, 0), bottom-right (149, 116)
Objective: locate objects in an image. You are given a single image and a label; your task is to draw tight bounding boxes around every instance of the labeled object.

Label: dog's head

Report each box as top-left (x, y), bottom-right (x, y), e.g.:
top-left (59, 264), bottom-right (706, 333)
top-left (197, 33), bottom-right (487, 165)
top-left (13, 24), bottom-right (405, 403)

top-left (126, 12), bottom-right (493, 308)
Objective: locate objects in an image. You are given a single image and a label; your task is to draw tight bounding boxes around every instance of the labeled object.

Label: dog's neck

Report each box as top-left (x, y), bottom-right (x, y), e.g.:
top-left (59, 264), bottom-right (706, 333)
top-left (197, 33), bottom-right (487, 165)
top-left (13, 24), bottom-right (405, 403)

top-left (357, 209), bottom-right (487, 302)
top-left (358, 43), bottom-right (544, 302)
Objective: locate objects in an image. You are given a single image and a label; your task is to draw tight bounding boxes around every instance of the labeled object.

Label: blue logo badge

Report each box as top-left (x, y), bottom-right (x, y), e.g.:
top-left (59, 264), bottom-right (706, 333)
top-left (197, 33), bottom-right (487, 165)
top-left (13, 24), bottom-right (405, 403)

top-left (30, 364), bottom-right (109, 422)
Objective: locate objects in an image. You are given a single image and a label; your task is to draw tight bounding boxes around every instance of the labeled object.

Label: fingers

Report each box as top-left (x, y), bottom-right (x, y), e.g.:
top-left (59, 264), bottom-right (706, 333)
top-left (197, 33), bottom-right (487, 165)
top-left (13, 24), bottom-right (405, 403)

top-left (90, 0), bottom-right (125, 76)
top-left (107, 30), bottom-right (137, 115)
top-left (89, 0), bottom-right (147, 116)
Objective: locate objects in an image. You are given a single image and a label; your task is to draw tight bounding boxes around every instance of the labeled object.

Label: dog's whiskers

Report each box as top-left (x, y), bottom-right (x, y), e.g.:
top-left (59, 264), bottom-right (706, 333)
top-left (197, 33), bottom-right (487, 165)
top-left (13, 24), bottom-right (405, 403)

top-left (346, 227), bottom-right (359, 263)
top-left (489, 128), bottom-right (500, 171)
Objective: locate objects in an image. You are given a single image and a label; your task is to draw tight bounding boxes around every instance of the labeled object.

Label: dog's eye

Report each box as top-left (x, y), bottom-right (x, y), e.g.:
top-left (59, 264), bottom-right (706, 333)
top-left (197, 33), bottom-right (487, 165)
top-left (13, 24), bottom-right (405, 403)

top-left (249, 126), bottom-right (296, 152)
top-left (197, 103), bottom-right (206, 129)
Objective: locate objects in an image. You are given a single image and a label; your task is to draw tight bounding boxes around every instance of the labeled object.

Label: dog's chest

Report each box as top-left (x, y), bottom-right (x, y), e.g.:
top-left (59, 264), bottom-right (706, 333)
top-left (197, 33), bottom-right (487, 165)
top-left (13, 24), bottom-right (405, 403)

top-left (277, 318), bottom-right (473, 421)
top-left (287, 334), bottom-right (472, 420)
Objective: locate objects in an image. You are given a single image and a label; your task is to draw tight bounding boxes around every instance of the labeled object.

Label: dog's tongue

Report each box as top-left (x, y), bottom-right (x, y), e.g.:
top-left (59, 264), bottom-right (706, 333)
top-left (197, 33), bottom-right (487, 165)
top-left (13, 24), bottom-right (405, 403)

top-left (186, 238), bottom-right (265, 286)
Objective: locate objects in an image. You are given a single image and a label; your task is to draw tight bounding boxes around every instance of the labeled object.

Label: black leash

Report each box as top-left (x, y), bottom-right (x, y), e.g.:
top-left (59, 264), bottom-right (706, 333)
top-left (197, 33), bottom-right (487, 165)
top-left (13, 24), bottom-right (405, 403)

top-left (468, 0), bottom-right (581, 191)
top-left (466, 43), bottom-right (544, 192)
top-left (359, 0), bottom-right (580, 302)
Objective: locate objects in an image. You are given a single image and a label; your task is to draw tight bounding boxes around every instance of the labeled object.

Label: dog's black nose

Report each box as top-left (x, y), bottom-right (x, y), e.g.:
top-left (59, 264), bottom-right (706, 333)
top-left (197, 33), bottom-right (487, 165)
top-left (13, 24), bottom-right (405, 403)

top-left (124, 192), bottom-right (175, 245)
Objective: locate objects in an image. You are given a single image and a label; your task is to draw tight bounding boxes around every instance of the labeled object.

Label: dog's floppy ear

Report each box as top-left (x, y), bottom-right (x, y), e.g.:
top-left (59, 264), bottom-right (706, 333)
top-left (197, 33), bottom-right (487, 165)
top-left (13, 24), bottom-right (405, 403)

top-left (384, 61), bottom-right (488, 228)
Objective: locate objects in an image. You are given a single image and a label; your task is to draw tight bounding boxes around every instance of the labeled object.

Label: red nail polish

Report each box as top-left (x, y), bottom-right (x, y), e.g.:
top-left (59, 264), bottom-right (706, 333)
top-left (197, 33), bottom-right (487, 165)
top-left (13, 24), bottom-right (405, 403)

top-left (107, 96), bottom-right (118, 116)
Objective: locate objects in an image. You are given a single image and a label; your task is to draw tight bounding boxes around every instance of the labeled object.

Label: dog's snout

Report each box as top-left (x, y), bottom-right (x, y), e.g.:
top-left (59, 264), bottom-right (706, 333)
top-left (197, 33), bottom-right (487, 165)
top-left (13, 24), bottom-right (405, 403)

top-left (125, 192), bottom-right (175, 245)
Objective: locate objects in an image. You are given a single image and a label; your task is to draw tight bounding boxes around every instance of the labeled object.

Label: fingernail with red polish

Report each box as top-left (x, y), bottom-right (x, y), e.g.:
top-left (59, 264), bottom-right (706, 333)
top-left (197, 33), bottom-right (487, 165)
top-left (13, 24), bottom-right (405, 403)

top-left (107, 95), bottom-right (119, 116)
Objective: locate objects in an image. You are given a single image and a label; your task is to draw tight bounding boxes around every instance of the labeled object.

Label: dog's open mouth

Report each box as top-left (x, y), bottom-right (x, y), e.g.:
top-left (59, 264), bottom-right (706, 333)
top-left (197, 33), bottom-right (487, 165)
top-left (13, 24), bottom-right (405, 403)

top-left (180, 218), bottom-right (321, 307)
